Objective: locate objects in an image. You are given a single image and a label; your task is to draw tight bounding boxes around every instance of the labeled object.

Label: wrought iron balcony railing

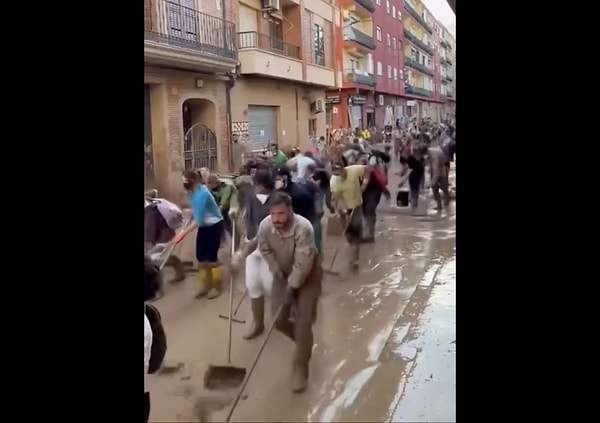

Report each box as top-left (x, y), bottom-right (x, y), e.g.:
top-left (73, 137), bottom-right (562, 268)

top-left (403, 29), bottom-right (434, 55)
top-left (405, 85), bottom-right (434, 97)
top-left (144, 0), bottom-right (237, 60)
top-left (237, 31), bottom-right (301, 60)
top-left (404, 2), bottom-right (433, 33)
top-left (344, 69), bottom-right (376, 86)
top-left (343, 26), bottom-right (375, 50)
top-left (404, 57), bottom-right (434, 76)
top-left (355, 0), bottom-right (376, 13)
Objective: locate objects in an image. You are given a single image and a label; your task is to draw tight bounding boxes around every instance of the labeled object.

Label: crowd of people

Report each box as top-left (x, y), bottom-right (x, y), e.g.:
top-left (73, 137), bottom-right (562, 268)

top-left (142, 117), bottom-right (456, 422)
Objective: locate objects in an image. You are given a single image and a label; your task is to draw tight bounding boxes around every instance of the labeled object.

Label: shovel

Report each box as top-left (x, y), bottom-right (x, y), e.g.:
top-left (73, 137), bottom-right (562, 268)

top-left (204, 220), bottom-right (247, 390)
top-left (224, 302), bottom-right (286, 422)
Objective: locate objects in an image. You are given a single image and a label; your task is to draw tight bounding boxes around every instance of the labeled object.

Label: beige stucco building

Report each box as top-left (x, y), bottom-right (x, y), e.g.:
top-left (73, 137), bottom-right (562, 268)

top-left (229, 0), bottom-right (338, 152)
top-left (144, 0), bottom-right (339, 200)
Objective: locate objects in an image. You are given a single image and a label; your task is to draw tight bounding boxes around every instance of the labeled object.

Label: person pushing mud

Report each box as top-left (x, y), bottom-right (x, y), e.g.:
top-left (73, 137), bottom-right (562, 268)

top-left (235, 191), bottom-right (322, 393)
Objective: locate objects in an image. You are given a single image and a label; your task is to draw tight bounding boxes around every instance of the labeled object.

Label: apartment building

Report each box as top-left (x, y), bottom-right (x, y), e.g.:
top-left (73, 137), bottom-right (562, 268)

top-left (439, 27), bottom-right (455, 117)
top-left (144, 0), bottom-right (338, 200)
top-left (402, 0), bottom-right (443, 119)
top-left (372, 0), bottom-right (405, 127)
top-left (144, 0), bottom-right (238, 199)
top-left (233, 0), bottom-right (337, 153)
top-left (326, 0), bottom-right (376, 130)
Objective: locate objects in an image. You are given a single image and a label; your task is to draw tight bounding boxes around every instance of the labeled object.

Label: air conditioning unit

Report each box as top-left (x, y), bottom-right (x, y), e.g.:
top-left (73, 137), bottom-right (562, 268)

top-left (377, 95), bottom-right (384, 106)
top-left (310, 99), bottom-right (324, 114)
top-left (262, 0), bottom-right (280, 11)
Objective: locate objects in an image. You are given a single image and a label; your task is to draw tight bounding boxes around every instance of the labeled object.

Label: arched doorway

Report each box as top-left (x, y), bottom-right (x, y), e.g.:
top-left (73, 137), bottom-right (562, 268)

top-left (182, 99), bottom-right (218, 171)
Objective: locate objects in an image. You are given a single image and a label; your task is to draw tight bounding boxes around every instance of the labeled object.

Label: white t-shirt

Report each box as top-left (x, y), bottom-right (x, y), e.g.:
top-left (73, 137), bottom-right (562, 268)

top-left (144, 312), bottom-right (153, 393)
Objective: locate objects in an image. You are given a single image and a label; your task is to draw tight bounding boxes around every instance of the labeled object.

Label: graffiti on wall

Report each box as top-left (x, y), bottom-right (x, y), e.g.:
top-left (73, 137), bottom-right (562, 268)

top-left (231, 121), bottom-right (249, 142)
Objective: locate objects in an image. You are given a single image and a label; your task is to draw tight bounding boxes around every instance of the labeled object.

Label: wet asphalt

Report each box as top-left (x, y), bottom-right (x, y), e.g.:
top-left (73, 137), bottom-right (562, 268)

top-left (147, 163), bottom-right (456, 422)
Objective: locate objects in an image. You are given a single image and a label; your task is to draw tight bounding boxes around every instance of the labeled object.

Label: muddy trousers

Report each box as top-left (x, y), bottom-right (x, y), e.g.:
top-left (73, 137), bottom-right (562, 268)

top-left (341, 207), bottom-right (363, 267)
top-left (362, 190), bottom-right (382, 241)
top-left (431, 176), bottom-right (451, 209)
top-left (271, 274), bottom-right (321, 392)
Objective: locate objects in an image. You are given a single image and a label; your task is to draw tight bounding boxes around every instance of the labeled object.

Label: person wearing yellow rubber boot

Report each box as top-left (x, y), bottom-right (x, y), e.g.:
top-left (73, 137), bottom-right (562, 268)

top-left (177, 170), bottom-right (225, 299)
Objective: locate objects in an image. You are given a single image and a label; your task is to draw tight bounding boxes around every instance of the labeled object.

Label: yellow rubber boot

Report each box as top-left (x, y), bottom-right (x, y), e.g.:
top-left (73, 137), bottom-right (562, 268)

top-left (195, 267), bottom-right (210, 298)
top-left (207, 266), bottom-right (223, 299)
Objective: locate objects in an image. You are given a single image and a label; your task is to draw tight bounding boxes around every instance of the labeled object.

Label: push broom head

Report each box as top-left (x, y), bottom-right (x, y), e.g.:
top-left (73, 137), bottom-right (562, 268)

top-left (204, 365), bottom-right (247, 390)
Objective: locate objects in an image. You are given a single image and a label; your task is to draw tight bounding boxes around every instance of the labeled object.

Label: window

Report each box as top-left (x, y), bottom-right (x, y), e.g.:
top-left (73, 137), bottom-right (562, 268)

top-left (397, 10), bottom-right (402, 19)
top-left (377, 61), bottom-right (383, 76)
top-left (349, 58), bottom-right (359, 69)
top-left (386, 1), bottom-right (390, 14)
top-left (308, 119), bottom-right (317, 137)
top-left (392, 37), bottom-right (397, 50)
top-left (393, 6), bottom-right (396, 17)
top-left (368, 53), bottom-right (374, 73)
top-left (387, 33), bottom-right (391, 46)
top-left (426, 58), bottom-right (432, 68)
top-left (376, 0), bottom-right (381, 5)
top-left (313, 24), bottom-right (325, 66)
top-left (376, 27), bottom-right (382, 41)
top-left (168, 0), bottom-right (198, 41)
top-left (387, 65), bottom-right (392, 78)
top-left (393, 68), bottom-right (398, 80)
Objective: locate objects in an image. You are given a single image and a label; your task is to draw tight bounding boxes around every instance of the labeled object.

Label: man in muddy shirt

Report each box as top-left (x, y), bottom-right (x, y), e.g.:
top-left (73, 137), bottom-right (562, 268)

top-left (255, 191), bottom-right (322, 394)
top-left (425, 146), bottom-right (451, 210)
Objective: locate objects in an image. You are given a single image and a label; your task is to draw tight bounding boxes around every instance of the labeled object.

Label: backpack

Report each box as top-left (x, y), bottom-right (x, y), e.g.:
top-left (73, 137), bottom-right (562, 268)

top-left (154, 199), bottom-right (183, 230)
top-left (145, 304), bottom-right (167, 373)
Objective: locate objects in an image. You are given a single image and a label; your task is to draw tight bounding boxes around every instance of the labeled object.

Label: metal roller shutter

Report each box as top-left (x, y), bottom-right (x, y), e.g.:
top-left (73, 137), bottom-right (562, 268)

top-left (247, 106), bottom-right (277, 151)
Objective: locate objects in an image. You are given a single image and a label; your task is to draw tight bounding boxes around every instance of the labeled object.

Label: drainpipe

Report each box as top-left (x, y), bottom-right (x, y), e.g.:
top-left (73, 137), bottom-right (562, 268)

top-left (295, 86), bottom-right (300, 148)
top-left (223, 3), bottom-right (237, 172)
top-left (226, 73), bottom-right (235, 172)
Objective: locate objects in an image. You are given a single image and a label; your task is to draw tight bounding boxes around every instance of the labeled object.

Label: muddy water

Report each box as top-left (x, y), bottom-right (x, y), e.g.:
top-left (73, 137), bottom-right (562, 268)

top-left (148, 202), bottom-right (456, 422)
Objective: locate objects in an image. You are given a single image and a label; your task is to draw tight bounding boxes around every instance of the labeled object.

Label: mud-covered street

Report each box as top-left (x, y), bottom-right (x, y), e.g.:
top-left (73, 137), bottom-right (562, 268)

top-left (147, 166), bottom-right (456, 422)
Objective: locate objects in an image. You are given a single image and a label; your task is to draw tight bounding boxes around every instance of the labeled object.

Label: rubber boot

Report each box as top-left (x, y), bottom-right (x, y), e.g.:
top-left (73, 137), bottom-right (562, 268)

top-left (243, 297), bottom-right (265, 340)
top-left (207, 266), bottom-right (223, 299)
top-left (194, 268), bottom-right (210, 299)
top-left (291, 360), bottom-right (309, 394)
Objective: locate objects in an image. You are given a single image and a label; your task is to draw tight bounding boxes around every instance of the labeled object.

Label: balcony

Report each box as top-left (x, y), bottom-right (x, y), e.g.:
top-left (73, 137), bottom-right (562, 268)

top-left (447, 91), bottom-right (454, 98)
top-left (144, 0), bottom-right (237, 72)
top-left (405, 85), bottom-right (434, 98)
top-left (404, 2), bottom-right (433, 33)
top-left (440, 39), bottom-right (451, 49)
top-left (440, 95), bottom-right (448, 102)
top-left (355, 0), bottom-right (376, 13)
top-left (343, 27), bottom-right (375, 53)
top-left (447, 74), bottom-right (453, 81)
top-left (344, 69), bottom-right (376, 87)
top-left (237, 31), bottom-right (303, 81)
top-left (405, 57), bottom-right (434, 76)
top-left (441, 75), bottom-right (450, 82)
top-left (341, 0), bottom-right (375, 18)
top-left (403, 29), bottom-right (434, 56)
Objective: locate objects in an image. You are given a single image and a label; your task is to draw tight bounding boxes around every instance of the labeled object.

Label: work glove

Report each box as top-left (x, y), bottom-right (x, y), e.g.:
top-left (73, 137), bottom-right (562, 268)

top-left (231, 252), bottom-right (244, 271)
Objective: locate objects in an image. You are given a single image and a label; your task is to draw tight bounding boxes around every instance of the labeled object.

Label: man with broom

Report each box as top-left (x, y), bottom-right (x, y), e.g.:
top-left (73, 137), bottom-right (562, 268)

top-left (247, 191), bottom-right (321, 393)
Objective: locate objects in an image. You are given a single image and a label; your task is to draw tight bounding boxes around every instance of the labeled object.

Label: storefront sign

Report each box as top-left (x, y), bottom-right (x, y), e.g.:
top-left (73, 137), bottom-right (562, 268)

top-left (350, 95), bottom-right (367, 105)
top-left (325, 96), bottom-right (341, 104)
top-left (231, 121), bottom-right (249, 140)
